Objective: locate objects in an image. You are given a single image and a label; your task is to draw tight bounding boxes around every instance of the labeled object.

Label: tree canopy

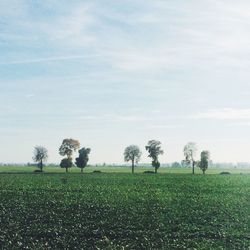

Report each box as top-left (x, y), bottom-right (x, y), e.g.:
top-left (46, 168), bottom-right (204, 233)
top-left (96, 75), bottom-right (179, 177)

top-left (60, 158), bottom-right (73, 173)
top-left (59, 138), bottom-right (80, 158)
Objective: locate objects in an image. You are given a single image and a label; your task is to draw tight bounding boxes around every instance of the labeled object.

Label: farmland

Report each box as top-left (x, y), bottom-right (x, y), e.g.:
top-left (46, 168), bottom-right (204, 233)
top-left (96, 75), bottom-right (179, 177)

top-left (0, 172), bottom-right (249, 249)
top-left (1, 165), bottom-right (250, 174)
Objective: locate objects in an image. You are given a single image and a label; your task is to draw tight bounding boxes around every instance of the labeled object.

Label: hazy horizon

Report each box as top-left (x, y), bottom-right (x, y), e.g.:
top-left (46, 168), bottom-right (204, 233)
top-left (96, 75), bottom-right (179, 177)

top-left (1, 0), bottom-right (250, 164)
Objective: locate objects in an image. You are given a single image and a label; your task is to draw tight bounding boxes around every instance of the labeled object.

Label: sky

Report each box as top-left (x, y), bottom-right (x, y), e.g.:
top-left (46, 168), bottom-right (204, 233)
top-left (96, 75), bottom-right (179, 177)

top-left (1, 0), bottom-right (250, 164)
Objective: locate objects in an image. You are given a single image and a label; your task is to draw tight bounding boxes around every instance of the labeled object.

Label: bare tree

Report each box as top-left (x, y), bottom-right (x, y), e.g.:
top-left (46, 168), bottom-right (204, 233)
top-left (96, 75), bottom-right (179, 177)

top-left (183, 142), bottom-right (197, 174)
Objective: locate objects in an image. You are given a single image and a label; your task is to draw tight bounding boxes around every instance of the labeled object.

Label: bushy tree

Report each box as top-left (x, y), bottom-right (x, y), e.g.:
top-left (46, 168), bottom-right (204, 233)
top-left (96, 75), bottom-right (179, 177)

top-left (59, 138), bottom-right (80, 158)
top-left (145, 140), bottom-right (164, 173)
top-left (60, 158), bottom-right (73, 173)
top-left (124, 145), bottom-right (142, 174)
top-left (184, 142), bottom-right (197, 174)
top-left (75, 147), bottom-right (91, 173)
top-left (59, 138), bottom-right (80, 172)
top-left (198, 150), bottom-right (210, 174)
top-left (33, 146), bottom-right (48, 171)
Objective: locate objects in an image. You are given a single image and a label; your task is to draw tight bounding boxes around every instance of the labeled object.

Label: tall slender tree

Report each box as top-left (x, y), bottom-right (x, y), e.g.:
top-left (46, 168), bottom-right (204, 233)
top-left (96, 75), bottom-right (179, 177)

top-left (33, 146), bottom-right (48, 171)
top-left (198, 150), bottom-right (210, 174)
top-left (183, 142), bottom-right (197, 175)
top-left (145, 140), bottom-right (164, 173)
top-left (124, 145), bottom-right (142, 174)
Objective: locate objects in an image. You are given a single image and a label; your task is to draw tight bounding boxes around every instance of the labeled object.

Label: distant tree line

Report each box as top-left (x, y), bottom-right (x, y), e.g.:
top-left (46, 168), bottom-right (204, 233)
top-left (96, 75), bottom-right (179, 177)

top-left (33, 138), bottom-right (91, 173)
top-left (32, 139), bottom-right (211, 174)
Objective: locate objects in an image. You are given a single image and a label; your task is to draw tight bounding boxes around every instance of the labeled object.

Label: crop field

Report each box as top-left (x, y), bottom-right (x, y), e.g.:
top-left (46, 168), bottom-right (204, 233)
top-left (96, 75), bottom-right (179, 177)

top-left (1, 165), bottom-right (250, 174)
top-left (0, 173), bottom-right (249, 249)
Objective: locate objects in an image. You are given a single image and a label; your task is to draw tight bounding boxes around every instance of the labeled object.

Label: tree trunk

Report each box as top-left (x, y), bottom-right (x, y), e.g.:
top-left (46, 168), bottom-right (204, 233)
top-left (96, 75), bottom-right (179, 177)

top-left (66, 167), bottom-right (68, 173)
top-left (203, 170), bottom-right (205, 175)
top-left (81, 168), bottom-right (83, 174)
top-left (155, 167), bottom-right (157, 174)
top-left (132, 158), bottom-right (134, 174)
top-left (40, 159), bottom-right (43, 172)
top-left (192, 161), bottom-right (195, 175)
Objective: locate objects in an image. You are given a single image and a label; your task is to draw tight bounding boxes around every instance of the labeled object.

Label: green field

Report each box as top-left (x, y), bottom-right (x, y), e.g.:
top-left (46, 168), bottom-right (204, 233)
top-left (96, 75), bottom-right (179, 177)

top-left (1, 165), bottom-right (250, 174)
top-left (0, 172), bottom-right (249, 249)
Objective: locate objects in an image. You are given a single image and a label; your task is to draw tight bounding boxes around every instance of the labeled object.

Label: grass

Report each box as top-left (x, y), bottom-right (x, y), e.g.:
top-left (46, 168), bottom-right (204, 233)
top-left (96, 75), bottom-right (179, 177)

top-left (0, 172), bottom-right (249, 249)
top-left (0, 165), bottom-right (250, 174)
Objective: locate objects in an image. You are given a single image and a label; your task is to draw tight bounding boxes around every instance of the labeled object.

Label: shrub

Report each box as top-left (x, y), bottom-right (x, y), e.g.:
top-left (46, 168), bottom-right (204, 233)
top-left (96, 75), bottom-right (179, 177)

top-left (220, 172), bottom-right (231, 175)
top-left (143, 171), bottom-right (156, 174)
top-left (33, 169), bottom-right (43, 173)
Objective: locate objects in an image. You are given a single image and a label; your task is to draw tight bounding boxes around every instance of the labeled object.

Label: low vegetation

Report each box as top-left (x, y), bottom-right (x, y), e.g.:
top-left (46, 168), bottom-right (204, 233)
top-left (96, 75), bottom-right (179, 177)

top-left (0, 173), bottom-right (249, 249)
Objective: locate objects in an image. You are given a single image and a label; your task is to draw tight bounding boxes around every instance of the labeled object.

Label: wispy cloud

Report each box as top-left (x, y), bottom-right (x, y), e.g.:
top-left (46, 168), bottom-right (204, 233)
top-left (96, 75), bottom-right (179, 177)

top-left (25, 93), bottom-right (35, 98)
top-left (37, 4), bottom-right (96, 46)
top-left (230, 122), bottom-right (250, 127)
top-left (78, 114), bottom-right (150, 123)
top-left (0, 2), bottom-right (95, 48)
top-left (192, 108), bottom-right (250, 120)
top-left (2, 1), bottom-right (250, 73)
top-left (147, 124), bottom-right (184, 129)
top-left (0, 54), bottom-right (100, 65)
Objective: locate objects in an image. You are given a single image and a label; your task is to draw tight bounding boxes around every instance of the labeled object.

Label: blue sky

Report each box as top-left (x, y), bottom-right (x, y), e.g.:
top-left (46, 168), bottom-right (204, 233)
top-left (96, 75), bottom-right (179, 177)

top-left (1, 0), bottom-right (250, 164)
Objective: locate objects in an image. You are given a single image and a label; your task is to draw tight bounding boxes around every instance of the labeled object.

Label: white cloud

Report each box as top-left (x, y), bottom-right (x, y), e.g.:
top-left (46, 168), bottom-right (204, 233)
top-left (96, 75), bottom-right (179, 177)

top-left (147, 124), bottom-right (184, 129)
top-left (39, 5), bottom-right (95, 46)
top-left (193, 108), bottom-right (250, 120)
